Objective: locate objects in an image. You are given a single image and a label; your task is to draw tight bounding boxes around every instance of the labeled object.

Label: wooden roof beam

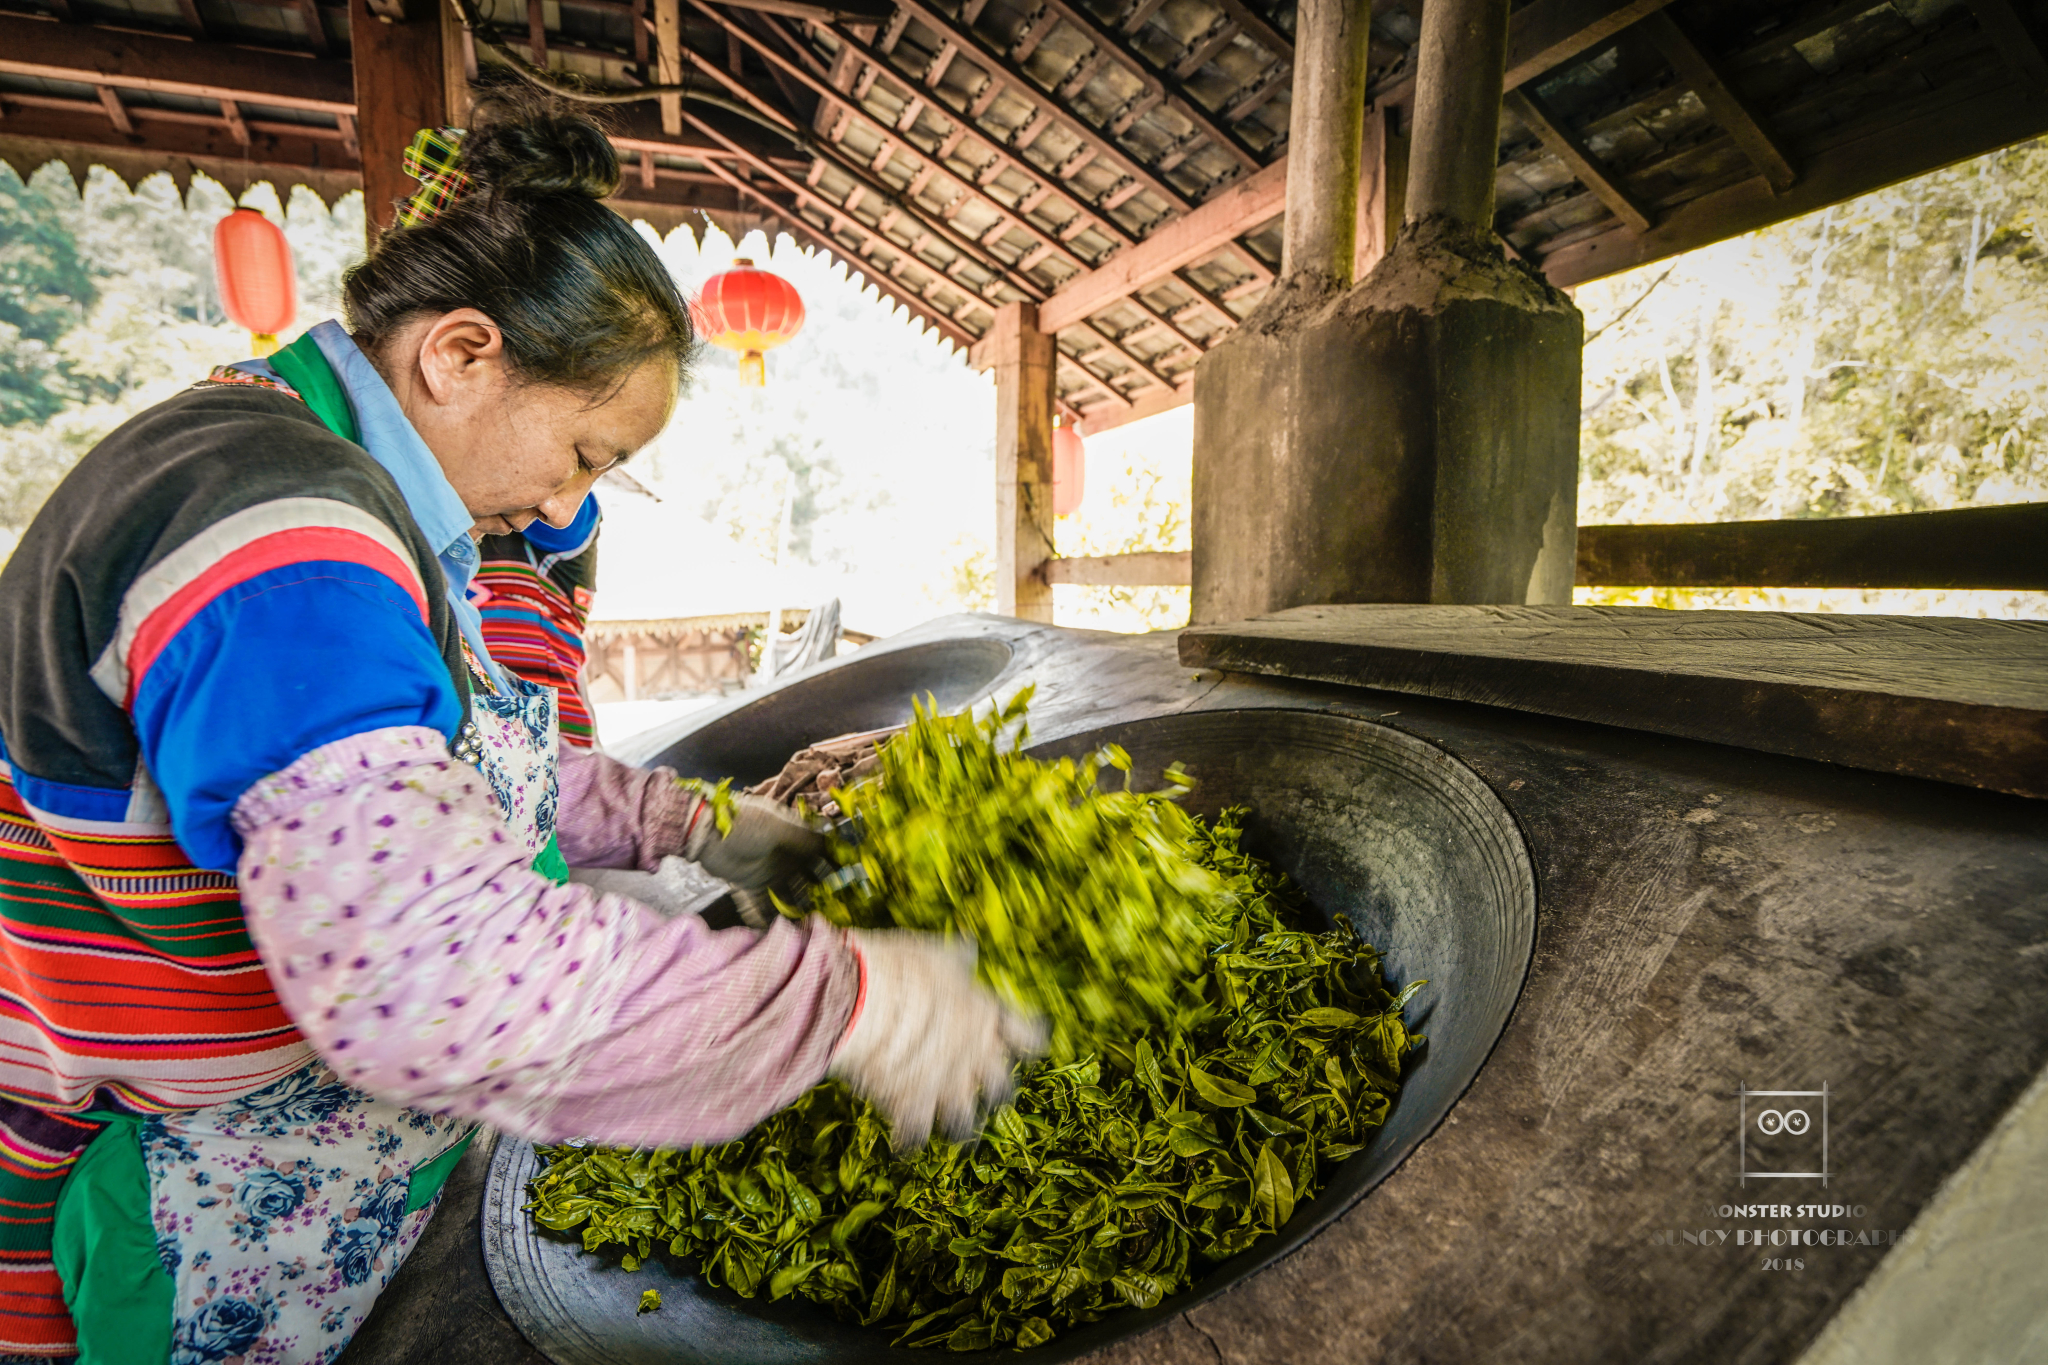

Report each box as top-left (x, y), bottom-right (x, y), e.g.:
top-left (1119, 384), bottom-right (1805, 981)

top-left (1213, 0), bottom-right (1290, 62)
top-left (95, 85), bottom-right (132, 133)
top-left (1036, 153), bottom-right (1284, 330)
top-left (686, 0), bottom-right (1093, 271)
top-left (1639, 8), bottom-right (1795, 192)
top-left (1373, 0), bottom-right (1676, 106)
top-left (868, 0), bottom-right (1196, 208)
top-left (0, 13), bottom-right (356, 113)
top-left (815, 17), bottom-right (1137, 244)
top-left (682, 104), bottom-right (1038, 304)
top-left (1029, 0), bottom-right (1263, 171)
top-left (1173, 16), bottom-right (1239, 78)
top-left (1504, 86), bottom-right (1654, 234)
top-left (675, 7), bottom-right (1050, 293)
top-left (1966, 0), bottom-right (2048, 92)
top-left (1539, 73), bottom-right (2048, 287)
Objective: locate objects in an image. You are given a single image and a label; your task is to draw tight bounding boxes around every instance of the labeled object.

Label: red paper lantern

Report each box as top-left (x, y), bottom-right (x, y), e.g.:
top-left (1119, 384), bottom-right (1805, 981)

top-left (1052, 422), bottom-right (1086, 516)
top-left (213, 208), bottom-right (297, 355)
top-left (696, 258), bottom-right (805, 386)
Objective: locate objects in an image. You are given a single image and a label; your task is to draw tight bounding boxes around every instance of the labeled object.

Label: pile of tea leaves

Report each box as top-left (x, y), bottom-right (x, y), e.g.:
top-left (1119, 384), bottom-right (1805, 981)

top-left (529, 693), bottom-right (1422, 1350)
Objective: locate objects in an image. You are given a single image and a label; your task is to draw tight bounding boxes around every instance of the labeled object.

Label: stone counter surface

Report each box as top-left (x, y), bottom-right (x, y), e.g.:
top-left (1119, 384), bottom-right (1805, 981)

top-left (341, 619), bottom-right (2048, 1365)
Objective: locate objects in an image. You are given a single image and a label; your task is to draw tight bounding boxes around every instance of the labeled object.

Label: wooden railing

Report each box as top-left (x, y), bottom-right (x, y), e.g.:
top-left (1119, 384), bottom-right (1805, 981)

top-left (1039, 503), bottom-right (2048, 592)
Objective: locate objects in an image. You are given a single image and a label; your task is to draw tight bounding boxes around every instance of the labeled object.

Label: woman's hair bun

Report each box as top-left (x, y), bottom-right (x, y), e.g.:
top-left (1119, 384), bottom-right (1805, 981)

top-left (460, 91), bottom-right (622, 200)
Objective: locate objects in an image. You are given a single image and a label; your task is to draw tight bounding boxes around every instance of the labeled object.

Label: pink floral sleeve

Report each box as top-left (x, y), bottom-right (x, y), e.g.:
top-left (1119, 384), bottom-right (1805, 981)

top-left (231, 726), bottom-right (858, 1145)
top-left (553, 743), bottom-right (701, 871)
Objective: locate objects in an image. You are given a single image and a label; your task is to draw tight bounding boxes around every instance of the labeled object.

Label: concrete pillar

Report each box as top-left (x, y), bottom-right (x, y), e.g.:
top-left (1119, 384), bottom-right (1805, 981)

top-left (988, 302), bottom-right (1056, 622)
top-left (1189, 0), bottom-right (1581, 623)
top-left (1281, 0), bottom-right (1373, 291)
top-left (351, 0), bottom-right (465, 240)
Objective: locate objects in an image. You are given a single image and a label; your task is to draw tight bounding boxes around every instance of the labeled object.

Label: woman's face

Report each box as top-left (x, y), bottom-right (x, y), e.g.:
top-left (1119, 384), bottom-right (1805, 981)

top-left (380, 310), bottom-right (679, 536)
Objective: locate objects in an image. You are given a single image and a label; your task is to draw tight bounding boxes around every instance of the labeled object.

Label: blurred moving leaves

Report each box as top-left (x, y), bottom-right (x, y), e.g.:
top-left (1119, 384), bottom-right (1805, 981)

top-left (530, 694), bottom-right (1421, 1348)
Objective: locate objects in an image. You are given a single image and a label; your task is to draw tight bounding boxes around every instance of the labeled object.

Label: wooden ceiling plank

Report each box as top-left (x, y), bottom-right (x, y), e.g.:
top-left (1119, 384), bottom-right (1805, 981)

top-left (698, 0), bottom-right (1104, 266)
top-left (1371, 0), bottom-right (1676, 106)
top-left (815, 15), bottom-right (1142, 243)
top-left (297, 0), bottom-right (331, 56)
top-left (1966, 0), bottom-right (2048, 91)
top-left (682, 104), bottom-right (1040, 302)
top-left (1225, 64), bottom-right (1289, 122)
top-left (0, 14), bottom-right (355, 113)
top-left (1539, 75), bottom-right (2048, 288)
top-left (1172, 17), bottom-right (1238, 78)
top-left (1211, 0), bottom-right (1290, 62)
top-left (1640, 8), bottom-right (1796, 191)
top-left (1118, 0), bottom-right (1167, 34)
top-left (876, 0), bottom-right (1195, 208)
top-left (1030, 0), bottom-right (1264, 170)
top-left (1009, 6), bottom-right (1061, 61)
top-left (1504, 86), bottom-right (1654, 234)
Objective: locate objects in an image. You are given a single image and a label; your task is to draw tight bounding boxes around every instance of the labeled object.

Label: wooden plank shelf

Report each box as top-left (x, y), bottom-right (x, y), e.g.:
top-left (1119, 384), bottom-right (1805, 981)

top-left (1179, 604), bottom-right (2048, 798)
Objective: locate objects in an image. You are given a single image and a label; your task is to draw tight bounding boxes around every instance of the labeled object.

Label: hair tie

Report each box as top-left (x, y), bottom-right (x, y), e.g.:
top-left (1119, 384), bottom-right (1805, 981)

top-left (396, 126), bottom-right (471, 229)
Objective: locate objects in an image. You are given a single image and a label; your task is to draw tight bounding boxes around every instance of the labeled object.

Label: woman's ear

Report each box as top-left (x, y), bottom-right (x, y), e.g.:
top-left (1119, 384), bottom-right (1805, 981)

top-left (415, 309), bottom-right (505, 407)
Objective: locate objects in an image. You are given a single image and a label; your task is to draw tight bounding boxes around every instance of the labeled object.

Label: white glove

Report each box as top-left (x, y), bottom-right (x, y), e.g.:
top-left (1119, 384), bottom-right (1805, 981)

top-left (680, 791), bottom-right (832, 894)
top-left (827, 930), bottom-right (1047, 1149)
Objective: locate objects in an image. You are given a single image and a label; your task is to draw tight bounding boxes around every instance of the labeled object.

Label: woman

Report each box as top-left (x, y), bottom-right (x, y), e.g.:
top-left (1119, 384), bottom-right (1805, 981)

top-left (0, 98), bottom-right (1039, 1364)
top-left (474, 489), bottom-right (601, 748)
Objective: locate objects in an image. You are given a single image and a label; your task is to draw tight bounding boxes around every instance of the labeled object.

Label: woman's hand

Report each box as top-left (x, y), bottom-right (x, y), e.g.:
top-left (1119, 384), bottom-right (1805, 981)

top-left (680, 792), bottom-right (833, 894)
top-left (827, 930), bottom-right (1047, 1149)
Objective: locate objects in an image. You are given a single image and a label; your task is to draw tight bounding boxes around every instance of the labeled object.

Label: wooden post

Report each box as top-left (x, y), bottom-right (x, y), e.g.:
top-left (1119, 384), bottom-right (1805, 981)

top-left (1405, 0), bottom-right (1510, 228)
top-left (1353, 103), bottom-right (1406, 278)
top-left (988, 302), bottom-right (1056, 622)
top-left (351, 0), bottom-right (462, 240)
top-left (654, 0), bottom-right (683, 136)
top-left (441, 0), bottom-right (474, 126)
top-left (1280, 0), bottom-right (1371, 289)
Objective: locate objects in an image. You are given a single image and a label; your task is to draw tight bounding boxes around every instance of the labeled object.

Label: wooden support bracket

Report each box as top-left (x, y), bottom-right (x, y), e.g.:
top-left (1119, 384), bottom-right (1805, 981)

top-left (1505, 86), bottom-right (1653, 234)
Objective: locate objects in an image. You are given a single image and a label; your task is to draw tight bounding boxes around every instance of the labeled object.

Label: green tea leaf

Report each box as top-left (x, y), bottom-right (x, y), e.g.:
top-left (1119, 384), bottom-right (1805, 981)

top-left (1252, 1142), bottom-right (1296, 1230)
top-left (637, 1289), bottom-right (661, 1315)
top-left (1189, 1067), bottom-right (1257, 1108)
top-left (525, 699), bottom-right (1423, 1353)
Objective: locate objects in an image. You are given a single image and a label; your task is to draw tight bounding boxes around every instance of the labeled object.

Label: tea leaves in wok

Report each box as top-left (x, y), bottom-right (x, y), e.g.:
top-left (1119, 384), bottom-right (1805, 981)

top-left (529, 701), bottom-right (1421, 1349)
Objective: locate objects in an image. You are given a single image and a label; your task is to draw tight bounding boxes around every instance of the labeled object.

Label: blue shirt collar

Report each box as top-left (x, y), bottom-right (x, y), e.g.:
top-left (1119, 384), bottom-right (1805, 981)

top-left (280, 321), bottom-right (510, 691)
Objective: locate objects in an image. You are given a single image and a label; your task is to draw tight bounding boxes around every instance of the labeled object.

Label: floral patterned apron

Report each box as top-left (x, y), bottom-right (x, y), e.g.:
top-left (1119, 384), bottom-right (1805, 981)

top-left (48, 366), bottom-right (573, 1365)
top-left (60, 671), bottom-right (568, 1365)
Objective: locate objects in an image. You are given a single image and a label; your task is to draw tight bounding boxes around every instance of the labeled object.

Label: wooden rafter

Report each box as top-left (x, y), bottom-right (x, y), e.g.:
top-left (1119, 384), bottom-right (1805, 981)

top-left (817, 16), bottom-right (1138, 248)
top-left (1504, 86), bottom-right (1654, 234)
top-left (95, 85), bottom-right (133, 133)
top-left (1372, 0), bottom-right (1676, 105)
top-left (684, 0), bottom-right (1092, 275)
top-left (1540, 75), bottom-right (2048, 286)
top-left (869, 0), bottom-right (1197, 210)
top-left (1966, 0), bottom-right (2048, 92)
top-left (0, 14), bottom-right (355, 113)
top-left (1027, 0), bottom-right (1264, 172)
top-left (667, 34), bottom-right (1041, 298)
top-left (1640, 9), bottom-right (1796, 192)
top-left (680, 103), bottom-right (1039, 313)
